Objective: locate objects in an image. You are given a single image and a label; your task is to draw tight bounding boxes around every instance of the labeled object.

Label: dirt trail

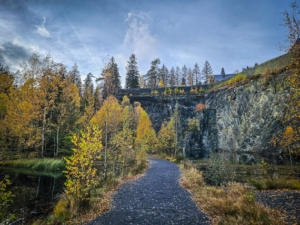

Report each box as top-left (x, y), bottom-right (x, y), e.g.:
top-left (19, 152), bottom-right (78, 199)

top-left (88, 158), bottom-right (210, 225)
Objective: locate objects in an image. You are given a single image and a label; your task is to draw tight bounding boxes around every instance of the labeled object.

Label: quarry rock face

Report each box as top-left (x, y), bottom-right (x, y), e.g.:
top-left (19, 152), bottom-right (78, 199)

top-left (204, 74), bottom-right (288, 163)
top-left (118, 73), bottom-right (288, 163)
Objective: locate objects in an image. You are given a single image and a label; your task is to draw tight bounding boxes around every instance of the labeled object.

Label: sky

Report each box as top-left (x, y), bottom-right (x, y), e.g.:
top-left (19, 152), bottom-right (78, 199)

top-left (0, 0), bottom-right (297, 87)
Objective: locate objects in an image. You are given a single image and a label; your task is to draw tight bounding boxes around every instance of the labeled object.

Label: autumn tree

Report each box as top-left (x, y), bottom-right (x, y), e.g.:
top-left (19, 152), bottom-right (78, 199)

top-left (64, 126), bottom-right (102, 204)
top-left (135, 108), bottom-right (156, 165)
top-left (90, 95), bottom-right (122, 176)
top-left (80, 73), bottom-right (95, 128)
top-left (125, 54), bottom-right (140, 89)
top-left (279, 2), bottom-right (300, 166)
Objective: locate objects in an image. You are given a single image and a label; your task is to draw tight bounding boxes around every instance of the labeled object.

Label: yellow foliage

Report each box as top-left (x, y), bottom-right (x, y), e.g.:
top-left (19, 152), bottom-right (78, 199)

top-left (90, 95), bottom-right (122, 135)
top-left (64, 126), bottom-right (102, 202)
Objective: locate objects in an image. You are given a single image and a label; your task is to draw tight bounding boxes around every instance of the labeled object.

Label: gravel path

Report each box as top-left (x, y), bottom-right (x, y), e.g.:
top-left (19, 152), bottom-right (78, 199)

top-left (255, 190), bottom-right (300, 225)
top-left (88, 158), bottom-right (210, 225)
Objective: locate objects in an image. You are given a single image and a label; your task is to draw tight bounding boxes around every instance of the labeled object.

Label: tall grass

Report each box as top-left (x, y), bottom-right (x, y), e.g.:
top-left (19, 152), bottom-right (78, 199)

top-left (250, 178), bottom-right (300, 190)
top-left (0, 158), bottom-right (65, 171)
top-left (180, 163), bottom-right (286, 225)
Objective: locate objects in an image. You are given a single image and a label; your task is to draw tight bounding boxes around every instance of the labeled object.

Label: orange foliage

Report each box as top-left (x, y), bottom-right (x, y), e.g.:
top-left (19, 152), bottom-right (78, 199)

top-left (195, 103), bottom-right (206, 112)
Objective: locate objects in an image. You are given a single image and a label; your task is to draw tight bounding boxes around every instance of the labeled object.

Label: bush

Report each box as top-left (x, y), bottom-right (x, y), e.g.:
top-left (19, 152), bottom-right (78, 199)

top-left (195, 103), bottom-right (206, 112)
top-left (226, 73), bottom-right (248, 85)
top-left (205, 150), bottom-right (236, 186)
top-left (188, 117), bottom-right (199, 131)
top-left (180, 166), bottom-right (285, 225)
top-left (250, 178), bottom-right (300, 190)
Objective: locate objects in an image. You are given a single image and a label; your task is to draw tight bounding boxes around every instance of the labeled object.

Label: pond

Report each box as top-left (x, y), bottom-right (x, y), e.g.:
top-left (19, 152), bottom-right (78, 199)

top-left (0, 168), bottom-right (65, 224)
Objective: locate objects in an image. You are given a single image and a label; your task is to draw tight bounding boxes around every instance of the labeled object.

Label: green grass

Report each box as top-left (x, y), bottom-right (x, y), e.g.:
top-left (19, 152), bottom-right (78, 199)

top-left (250, 178), bottom-right (300, 190)
top-left (0, 158), bottom-right (65, 171)
top-left (191, 159), bottom-right (300, 190)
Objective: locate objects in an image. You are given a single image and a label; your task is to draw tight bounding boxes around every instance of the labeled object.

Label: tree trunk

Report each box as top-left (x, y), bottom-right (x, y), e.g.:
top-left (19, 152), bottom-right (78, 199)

top-left (41, 107), bottom-right (47, 158)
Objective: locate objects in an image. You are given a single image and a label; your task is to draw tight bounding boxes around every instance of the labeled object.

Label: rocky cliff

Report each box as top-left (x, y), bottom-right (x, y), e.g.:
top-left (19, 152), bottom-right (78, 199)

top-left (118, 61), bottom-right (290, 163)
top-left (203, 72), bottom-right (289, 163)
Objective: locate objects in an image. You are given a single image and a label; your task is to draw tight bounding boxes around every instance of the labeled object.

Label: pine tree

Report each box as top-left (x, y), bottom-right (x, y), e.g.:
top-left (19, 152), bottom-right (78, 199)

top-left (181, 65), bottom-right (188, 85)
top-left (159, 64), bottom-right (169, 86)
top-left (175, 66), bottom-right (181, 86)
top-left (145, 58), bottom-right (160, 88)
top-left (193, 63), bottom-right (200, 85)
top-left (187, 68), bottom-right (194, 86)
top-left (169, 67), bottom-right (176, 86)
top-left (97, 57), bottom-right (121, 99)
top-left (202, 60), bottom-right (213, 84)
top-left (69, 63), bottom-right (82, 97)
top-left (221, 67), bottom-right (226, 78)
top-left (125, 54), bottom-right (140, 89)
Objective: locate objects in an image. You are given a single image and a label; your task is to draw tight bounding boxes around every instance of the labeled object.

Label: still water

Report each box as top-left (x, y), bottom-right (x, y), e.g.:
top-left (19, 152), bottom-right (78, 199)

top-left (0, 168), bottom-right (65, 224)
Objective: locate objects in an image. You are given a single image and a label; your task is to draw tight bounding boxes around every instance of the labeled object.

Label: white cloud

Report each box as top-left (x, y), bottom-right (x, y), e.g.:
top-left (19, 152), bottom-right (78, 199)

top-left (36, 17), bottom-right (51, 38)
top-left (123, 11), bottom-right (157, 61)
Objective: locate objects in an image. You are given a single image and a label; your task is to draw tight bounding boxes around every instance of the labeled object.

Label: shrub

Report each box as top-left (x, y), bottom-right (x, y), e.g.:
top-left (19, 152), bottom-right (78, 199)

top-left (174, 87), bottom-right (179, 94)
top-left (179, 89), bottom-right (185, 94)
top-left (180, 166), bottom-right (285, 225)
top-left (205, 150), bottom-right (236, 186)
top-left (195, 103), bottom-right (206, 112)
top-left (188, 117), bottom-right (199, 131)
top-left (226, 73), bottom-right (248, 85)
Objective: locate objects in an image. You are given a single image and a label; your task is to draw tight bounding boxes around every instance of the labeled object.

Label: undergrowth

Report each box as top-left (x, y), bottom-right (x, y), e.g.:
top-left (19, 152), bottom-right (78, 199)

top-left (0, 158), bottom-right (65, 171)
top-left (180, 161), bottom-right (286, 225)
top-left (37, 164), bottom-right (148, 225)
top-left (250, 178), bottom-right (300, 190)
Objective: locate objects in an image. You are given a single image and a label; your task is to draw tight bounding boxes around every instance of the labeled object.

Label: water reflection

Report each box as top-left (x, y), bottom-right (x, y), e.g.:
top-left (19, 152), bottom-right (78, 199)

top-left (0, 168), bottom-right (65, 224)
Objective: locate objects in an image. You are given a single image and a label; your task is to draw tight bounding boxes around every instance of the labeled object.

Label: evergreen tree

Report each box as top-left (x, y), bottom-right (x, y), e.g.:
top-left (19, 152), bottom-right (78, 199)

top-left (175, 66), bottom-right (181, 86)
top-left (84, 72), bottom-right (94, 95)
top-left (125, 54), bottom-right (140, 89)
top-left (187, 68), bottom-right (194, 86)
top-left (97, 57), bottom-right (121, 99)
top-left (202, 60), bottom-right (213, 84)
top-left (181, 65), bottom-right (188, 85)
top-left (69, 63), bottom-right (82, 97)
top-left (145, 58), bottom-right (160, 88)
top-left (221, 67), bottom-right (226, 78)
top-left (159, 64), bottom-right (169, 86)
top-left (193, 63), bottom-right (200, 85)
top-left (169, 67), bottom-right (176, 86)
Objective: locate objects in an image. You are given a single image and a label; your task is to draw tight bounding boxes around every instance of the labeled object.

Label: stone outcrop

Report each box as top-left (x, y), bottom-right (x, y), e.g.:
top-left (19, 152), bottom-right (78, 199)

top-left (118, 70), bottom-right (289, 163)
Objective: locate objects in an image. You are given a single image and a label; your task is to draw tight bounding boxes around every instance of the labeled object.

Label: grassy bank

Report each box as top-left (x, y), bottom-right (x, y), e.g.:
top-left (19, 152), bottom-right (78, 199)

top-left (0, 158), bottom-right (65, 171)
top-left (180, 162), bottom-right (286, 225)
top-left (34, 165), bottom-right (148, 225)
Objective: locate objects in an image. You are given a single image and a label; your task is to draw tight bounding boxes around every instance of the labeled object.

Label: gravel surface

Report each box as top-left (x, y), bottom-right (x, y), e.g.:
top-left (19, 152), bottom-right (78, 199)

top-left (88, 158), bottom-right (210, 225)
top-left (255, 190), bottom-right (300, 225)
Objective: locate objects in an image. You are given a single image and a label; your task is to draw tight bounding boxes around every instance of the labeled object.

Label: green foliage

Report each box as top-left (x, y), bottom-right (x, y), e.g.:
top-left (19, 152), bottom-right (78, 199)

top-left (174, 87), bottom-right (179, 94)
top-left (187, 117), bottom-right (199, 131)
top-left (226, 73), bottom-right (248, 85)
top-left (150, 90), bottom-right (159, 95)
top-left (0, 158), bottom-right (65, 171)
top-left (157, 119), bottom-right (176, 155)
top-left (0, 175), bottom-right (15, 224)
top-left (205, 150), bottom-right (237, 186)
top-left (250, 178), bottom-right (300, 190)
